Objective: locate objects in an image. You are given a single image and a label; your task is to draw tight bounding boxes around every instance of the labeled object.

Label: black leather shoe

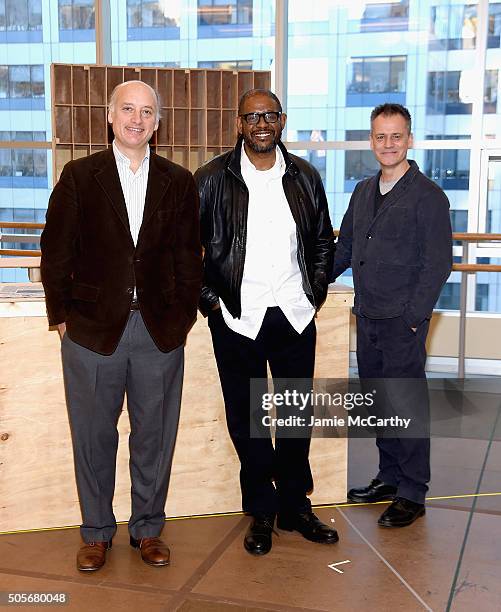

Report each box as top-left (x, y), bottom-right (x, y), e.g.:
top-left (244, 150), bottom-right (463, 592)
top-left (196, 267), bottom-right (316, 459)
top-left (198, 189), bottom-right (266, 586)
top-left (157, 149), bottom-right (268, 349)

top-left (378, 497), bottom-right (425, 527)
top-left (277, 511), bottom-right (339, 544)
top-left (347, 479), bottom-right (397, 503)
top-left (244, 515), bottom-right (274, 555)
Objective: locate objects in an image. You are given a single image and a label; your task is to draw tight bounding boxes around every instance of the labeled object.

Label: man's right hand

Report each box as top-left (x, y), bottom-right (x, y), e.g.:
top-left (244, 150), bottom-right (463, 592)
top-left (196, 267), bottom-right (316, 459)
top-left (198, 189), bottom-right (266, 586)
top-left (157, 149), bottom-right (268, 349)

top-left (57, 322), bottom-right (66, 339)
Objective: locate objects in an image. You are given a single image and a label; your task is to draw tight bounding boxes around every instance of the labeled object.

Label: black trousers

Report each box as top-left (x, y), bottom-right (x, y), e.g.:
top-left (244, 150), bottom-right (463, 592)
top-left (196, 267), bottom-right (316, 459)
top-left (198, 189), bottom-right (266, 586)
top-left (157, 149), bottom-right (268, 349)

top-left (208, 306), bottom-right (316, 517)
top-left (356, 315), bottom-right (430, 505)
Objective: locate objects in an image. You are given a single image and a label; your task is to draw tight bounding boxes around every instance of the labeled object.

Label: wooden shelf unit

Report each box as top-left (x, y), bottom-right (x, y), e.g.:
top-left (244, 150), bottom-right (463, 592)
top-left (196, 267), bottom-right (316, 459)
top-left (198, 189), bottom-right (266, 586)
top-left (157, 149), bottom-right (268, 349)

top-left (51, 64), bottom-right (271, 180)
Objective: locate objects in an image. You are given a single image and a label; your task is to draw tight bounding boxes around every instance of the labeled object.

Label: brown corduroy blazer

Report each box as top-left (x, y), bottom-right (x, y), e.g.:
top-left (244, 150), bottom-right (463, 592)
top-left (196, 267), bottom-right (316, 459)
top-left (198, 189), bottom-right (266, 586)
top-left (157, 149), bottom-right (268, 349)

top-left (41, 147), bottom-right (202, 355)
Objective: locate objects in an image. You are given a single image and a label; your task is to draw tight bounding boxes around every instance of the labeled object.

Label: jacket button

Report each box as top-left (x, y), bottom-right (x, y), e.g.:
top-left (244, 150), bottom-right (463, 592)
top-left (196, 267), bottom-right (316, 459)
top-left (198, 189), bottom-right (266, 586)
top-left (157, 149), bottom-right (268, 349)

top-left (359, 261), bottom-right (365, 266)
top-left (134, 258), bottom-right (141, 263)
top-left (366, 233), bottom-right (372, 239)
top-left (126, 287), bottom-right (133, 294)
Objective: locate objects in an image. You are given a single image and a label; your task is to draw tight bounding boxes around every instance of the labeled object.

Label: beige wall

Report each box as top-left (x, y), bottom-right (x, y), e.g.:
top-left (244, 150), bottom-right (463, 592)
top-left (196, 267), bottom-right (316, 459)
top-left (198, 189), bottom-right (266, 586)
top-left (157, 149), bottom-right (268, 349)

top-left (0, 285), bottom-right (353, 533)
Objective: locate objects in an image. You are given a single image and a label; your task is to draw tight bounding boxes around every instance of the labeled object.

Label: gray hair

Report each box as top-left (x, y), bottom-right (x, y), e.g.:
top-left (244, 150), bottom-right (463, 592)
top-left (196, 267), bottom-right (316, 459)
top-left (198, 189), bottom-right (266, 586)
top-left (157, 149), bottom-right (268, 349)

top-left (108, 80), bottom-right (161, 123)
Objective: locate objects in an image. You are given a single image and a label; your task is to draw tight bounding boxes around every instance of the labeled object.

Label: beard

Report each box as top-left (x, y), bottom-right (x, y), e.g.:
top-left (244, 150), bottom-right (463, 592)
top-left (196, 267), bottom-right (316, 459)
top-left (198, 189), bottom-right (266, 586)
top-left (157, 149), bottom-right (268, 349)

top-left (242, 129), bottom-right (282, 154)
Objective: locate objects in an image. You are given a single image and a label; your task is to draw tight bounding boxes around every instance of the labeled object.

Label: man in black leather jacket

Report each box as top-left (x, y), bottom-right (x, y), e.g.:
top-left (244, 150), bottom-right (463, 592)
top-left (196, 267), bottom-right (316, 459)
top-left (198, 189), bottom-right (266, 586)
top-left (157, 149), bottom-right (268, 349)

top-left (194, 89), bottom-right (337, 555)
top-left (332, 103), bottom-right (452, 528)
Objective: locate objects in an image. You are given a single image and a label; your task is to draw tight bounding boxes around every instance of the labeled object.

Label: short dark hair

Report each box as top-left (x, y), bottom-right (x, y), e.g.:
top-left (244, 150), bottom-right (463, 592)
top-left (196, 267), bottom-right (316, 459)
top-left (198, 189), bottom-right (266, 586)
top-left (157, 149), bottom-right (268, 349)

top-left (238, 89), bottom-right (283, 115)
top-left (370, 103), bottom-right (412, 134)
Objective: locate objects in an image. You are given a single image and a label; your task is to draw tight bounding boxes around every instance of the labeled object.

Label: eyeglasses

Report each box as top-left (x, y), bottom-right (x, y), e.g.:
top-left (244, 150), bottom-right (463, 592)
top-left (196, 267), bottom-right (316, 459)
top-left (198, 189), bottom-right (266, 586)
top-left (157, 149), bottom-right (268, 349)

top-left (239, 111), bottom-right (282, 125)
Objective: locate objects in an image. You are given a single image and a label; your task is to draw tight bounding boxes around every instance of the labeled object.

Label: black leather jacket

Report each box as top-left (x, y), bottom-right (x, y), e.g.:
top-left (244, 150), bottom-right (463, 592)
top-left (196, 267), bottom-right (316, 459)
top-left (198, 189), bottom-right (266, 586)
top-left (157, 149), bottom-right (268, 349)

top-left (194, 137), bottom-right (334, 318)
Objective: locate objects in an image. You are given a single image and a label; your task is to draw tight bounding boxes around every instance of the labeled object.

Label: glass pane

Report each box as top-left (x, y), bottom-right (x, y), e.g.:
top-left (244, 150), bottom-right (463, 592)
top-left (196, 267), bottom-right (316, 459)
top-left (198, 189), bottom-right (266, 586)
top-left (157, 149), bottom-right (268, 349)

top-left (10, 65), bottom-right (31, 97)
top-left (488, 1), bottom-right (501, 48)
top-left (6, 0), bottom-right (28, 31)
top-left (58, 3), bottom-right (72, 29)
top-left (486, 156), bottom-right (501, 234)
top-left (73, 0), bottom-right (94, 29)
top-left (28, 0), bottom-right (42, 30)
top-left (30, 64), bottom-right (44, 97)
top-left (430, 3), bottom-right (477, 50)
top-left (0, 149), bottom-right (12, 176)
top-left (0, 145), bottom-right (47, 186)
top-left (476, 259), bottom-right (501, 312)
top-left (0, 0), bottom-right (5, 30)
top-left (113, 1), bottom-right (274, 73)
top-left (0, 66), bottom-right (7, 98)
top-left (484, 1), bottom-right (501, 137)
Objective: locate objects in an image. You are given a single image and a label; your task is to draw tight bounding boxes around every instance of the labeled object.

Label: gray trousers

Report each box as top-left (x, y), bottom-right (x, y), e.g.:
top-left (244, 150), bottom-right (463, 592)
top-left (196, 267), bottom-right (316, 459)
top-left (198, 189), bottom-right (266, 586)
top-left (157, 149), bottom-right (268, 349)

top-left (61, 311), bottom-right (184, 542)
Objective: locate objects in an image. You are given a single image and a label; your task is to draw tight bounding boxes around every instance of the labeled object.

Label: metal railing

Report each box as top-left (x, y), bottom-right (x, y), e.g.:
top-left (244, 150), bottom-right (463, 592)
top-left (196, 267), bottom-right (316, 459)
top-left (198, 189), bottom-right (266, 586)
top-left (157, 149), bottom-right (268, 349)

top-left (2, 223), bottom-right (501, 377)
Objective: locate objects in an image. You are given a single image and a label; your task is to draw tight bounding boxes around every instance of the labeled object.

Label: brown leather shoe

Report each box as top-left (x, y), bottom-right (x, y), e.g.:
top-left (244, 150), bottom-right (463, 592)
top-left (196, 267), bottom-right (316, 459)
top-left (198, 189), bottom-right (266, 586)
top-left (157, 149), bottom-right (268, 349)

top-left (76, 540), bottom-right (111, 571)
top-left (130, 536), bottom-right (170, 566)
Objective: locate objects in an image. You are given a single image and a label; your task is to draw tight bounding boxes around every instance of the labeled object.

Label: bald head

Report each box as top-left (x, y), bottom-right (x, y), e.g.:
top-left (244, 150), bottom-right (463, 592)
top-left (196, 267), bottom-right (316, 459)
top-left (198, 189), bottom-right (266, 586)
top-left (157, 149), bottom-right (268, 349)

top-left (109, 80), bottom-right (161, 123)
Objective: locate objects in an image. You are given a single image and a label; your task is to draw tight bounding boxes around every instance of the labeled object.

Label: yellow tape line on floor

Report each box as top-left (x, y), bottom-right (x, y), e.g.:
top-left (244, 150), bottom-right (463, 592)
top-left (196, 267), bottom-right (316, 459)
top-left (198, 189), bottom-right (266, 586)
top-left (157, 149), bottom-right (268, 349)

top-left (2, 492), bottom-right (501, 536)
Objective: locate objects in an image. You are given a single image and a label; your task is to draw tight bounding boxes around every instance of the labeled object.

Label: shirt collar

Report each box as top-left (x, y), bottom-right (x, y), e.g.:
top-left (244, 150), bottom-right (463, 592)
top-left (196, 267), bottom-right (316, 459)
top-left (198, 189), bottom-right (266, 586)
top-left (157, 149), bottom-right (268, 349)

top-left (240, 141), bottom-right (285, 177)
top-left (112, 140), bottom-right (150, 171)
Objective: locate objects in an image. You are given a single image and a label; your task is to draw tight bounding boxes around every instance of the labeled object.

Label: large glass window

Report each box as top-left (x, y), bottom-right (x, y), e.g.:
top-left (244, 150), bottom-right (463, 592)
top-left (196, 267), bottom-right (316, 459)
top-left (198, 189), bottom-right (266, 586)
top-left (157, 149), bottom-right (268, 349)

top-left (424, 140), bottom-right (470, 191)
top-left (347, 56), bottom-right (406, 106)
top-left (359, 0), bottom-right (409, 32)
top-left (113, 1), bottom-right (273, 72)
top-left (0, 0), bottom-right (498, 312)
top-left (429, 3), bottom-right (477, 50)
top-left (0, 132), bottom-right (47, 189)
top-left (488, 2), bottom-right (501, 47)
top-left (0, 65), bottom-right (44, 109)
top-left (198, 0), bottom-right (253, 37)
top-left (58, 0), bottom-right (95, 41)
top-left (0, 0), bottom-right (41, 42)
top-left (127, 0), bottom-right (181, 40)
top-left (427, 71), bottom-right (473, 115)
top-left (5, 0), bottom-right (41, 31)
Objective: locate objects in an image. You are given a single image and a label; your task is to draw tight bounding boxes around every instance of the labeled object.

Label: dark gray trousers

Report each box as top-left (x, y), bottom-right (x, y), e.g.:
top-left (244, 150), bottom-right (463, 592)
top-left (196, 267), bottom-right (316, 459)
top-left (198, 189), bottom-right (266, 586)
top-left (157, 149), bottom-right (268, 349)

top-left (61, 311), bottom-right (184, 542)
top-left (356, 315), bottom-right (430, 505)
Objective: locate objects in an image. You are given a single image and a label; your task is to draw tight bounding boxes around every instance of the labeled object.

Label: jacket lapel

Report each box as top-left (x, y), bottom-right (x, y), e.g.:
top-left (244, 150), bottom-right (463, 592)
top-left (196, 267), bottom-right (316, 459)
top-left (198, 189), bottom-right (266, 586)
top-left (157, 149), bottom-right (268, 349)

top-left (140, 153), bottom-right (171, 232)
top-left (93, 149), bottom-right (131, 237)
top-left (364, 173), bottom-right (380, 230)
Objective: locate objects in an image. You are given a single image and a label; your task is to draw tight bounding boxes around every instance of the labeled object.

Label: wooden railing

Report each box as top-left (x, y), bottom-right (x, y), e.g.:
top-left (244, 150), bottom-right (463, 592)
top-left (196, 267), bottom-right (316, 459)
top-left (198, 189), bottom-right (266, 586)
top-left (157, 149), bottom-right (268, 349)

top-left (2, 223), bottom-right (501, 376)
top-left (0, 221), bottom-right (44, 258)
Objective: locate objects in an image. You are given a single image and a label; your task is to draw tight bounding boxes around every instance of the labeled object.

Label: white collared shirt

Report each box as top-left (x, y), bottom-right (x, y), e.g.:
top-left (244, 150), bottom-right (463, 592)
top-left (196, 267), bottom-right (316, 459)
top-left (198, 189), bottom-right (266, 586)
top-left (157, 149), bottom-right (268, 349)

top-left (220, 143), bottom-right (315, 340)
top-left (112, 140), bottom-right (150, 246)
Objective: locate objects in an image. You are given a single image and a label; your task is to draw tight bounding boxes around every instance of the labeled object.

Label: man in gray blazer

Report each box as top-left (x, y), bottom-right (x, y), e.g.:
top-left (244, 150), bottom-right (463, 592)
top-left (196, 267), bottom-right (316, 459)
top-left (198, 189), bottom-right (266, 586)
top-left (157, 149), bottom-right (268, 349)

top-left (332, 103), bottom-right (452, 527)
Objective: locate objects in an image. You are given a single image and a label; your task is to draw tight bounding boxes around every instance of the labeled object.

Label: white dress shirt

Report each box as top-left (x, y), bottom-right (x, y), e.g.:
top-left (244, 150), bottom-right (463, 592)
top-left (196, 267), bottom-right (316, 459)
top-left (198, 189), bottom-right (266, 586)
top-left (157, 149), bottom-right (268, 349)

top-left (112, 140), bottom-right (150, 246)
top-left (220, 143), bottom-right (315, 340)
